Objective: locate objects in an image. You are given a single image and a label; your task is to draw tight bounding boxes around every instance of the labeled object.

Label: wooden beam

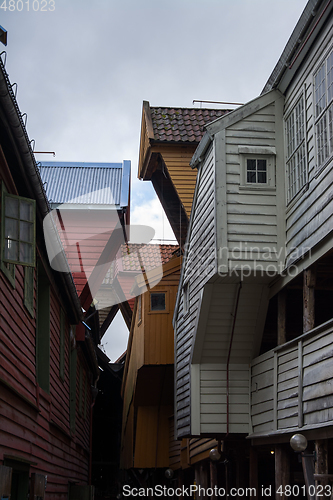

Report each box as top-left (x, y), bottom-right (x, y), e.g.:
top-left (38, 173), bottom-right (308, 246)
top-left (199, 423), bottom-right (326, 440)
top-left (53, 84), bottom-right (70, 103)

top-left (275, 445), bottom-right (290, 500)
top-left (249, 447), bottom-right (258, 500)
top-left (277, 289), bottom-right (287, 345)
top-left (303, 267), bottom-right (316, 333)
top-left (210, 461), bottom-right (218, 500)
top-left (99, 305), bottom-right (119, 338)
top-left (315, 440), bottom-right (328, 487)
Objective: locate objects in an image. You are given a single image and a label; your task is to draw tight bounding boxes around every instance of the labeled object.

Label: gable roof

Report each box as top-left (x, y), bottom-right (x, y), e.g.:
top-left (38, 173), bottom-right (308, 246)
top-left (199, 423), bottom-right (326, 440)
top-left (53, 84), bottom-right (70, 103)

top-left (149, 106), bottom-right (230, 143)
top-left (39, 161), bottom-right (130, 208)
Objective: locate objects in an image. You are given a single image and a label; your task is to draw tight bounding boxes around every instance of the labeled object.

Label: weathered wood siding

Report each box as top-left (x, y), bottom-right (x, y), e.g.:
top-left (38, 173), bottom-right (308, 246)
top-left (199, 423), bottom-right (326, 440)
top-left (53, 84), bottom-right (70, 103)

top-left (198, 283), bottom-right (268, 435)
top-left (284, 20), bottom-right (333, 266)
top-left (157, 144), bottom-right (198, 218)
top-left (0, 165), bottom-right (91, 494)
top-left (214, 93), bottom-right (285, 272)
top-left (175, 145), bottom-right (216, 438)
top-left (120, 257), bottom-right (181, 468)
top-left (0, 266), bottom-right (92, 497)
top-left (250, 320), bottom-right (333, 436)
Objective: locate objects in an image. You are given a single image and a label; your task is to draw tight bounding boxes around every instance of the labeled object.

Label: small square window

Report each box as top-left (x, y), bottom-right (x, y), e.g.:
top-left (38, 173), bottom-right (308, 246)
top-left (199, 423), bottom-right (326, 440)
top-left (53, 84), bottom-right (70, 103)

top-left (246, 159), bottom-right (267, 184)
top-left (150, 292), bottom-right (166, 311)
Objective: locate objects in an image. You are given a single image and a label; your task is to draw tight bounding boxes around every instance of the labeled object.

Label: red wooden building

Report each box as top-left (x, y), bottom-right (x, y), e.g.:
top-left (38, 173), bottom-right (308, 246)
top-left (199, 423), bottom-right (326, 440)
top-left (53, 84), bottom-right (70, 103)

top-left (0, 52), bottom-right (98, 499)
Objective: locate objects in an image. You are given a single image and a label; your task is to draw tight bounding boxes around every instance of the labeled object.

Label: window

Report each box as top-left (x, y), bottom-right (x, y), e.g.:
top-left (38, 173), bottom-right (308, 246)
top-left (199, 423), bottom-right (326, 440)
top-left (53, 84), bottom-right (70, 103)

top-left (314, 48), bottom-right (333, 168)
top-left (0, 183), bottom-right (15, 287)
top-left (183, 281), bottom-right (189, 315)
top-left (150, 292), bottom-right (166, 311)
top-left (285, 97), bottom-right (307, 201)
top-left (238, 146), bottom-right (276, 189)
top-left (24, 266), bottom-right (34, 317)
top-left (246, 159), bottom-right (267, 184)
top-left (36, 260), bottom-right (50, 393)
top-left (2, 191), bottom-right (35, 267)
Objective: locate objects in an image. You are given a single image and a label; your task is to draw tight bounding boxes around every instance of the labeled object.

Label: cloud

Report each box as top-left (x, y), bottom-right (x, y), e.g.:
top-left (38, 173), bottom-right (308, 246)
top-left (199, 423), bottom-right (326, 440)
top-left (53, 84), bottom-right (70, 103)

top-left (131, 196), bottom-right (176, 243)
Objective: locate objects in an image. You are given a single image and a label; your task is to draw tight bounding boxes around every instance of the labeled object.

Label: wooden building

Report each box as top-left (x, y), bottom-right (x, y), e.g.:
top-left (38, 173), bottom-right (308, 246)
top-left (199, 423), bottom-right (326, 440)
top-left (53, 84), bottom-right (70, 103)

top-left (138, 101), bottom-right (229, 247)
top-left (120, 245), bottom-right (181, 485)
top-left (174, 0), bottom-right (333, 495)
top-left (39, 160), bottom-right (131, 338)
top-left (0, 51), bottom-right (101, 499)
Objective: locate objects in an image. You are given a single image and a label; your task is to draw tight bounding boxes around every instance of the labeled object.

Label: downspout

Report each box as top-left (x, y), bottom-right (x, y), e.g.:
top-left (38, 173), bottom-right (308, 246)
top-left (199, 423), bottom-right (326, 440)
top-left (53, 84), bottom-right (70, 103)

top-left (226, 281), bottom-right (242, 438)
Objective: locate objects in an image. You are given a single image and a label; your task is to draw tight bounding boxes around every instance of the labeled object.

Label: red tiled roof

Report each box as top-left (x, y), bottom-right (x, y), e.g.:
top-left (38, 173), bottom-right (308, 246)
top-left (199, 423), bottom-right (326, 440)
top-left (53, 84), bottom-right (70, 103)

top-left (121, 243), bottom-right (178, 272)
top-left (150, 107), bottom-right (230, 143)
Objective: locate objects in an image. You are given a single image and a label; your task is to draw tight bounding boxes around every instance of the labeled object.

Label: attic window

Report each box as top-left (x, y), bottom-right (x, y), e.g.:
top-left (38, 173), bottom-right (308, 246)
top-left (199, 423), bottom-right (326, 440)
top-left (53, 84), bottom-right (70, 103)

top-left (150, 292), bottom-right (166, 311)
top-left (238, 146), bottom-right (276, 189)
top-left (247, 159), bottom-right (267, 184)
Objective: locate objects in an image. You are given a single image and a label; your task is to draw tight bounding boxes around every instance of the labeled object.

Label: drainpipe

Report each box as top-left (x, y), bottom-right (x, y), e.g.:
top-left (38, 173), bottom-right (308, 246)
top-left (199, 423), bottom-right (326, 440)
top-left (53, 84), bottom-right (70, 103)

top-left (226, 281), bottom-right (242, 438)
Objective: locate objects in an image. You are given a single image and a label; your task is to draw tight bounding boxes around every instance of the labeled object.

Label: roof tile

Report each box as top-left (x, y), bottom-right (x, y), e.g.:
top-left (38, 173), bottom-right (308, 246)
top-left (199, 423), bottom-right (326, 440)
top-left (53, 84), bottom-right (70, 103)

top-left (150, 107), bottom-right (230, 143)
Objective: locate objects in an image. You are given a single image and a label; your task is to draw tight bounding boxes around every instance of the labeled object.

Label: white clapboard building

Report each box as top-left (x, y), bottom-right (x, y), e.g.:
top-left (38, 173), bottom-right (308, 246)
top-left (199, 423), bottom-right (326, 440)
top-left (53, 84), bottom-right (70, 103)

top-left (174, 0), bottom-right (333, 491)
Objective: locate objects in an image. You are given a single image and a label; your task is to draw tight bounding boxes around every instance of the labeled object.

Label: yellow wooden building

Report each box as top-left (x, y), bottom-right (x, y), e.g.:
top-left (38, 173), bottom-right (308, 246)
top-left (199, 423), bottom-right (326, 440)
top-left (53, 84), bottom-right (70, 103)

top-left (138, 101), bottom-right (229, 247)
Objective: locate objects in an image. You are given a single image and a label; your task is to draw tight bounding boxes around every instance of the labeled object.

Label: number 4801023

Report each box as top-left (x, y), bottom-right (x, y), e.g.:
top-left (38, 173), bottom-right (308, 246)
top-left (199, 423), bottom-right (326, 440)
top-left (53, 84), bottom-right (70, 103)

top-left (0, 0), bottom-right (55, 11)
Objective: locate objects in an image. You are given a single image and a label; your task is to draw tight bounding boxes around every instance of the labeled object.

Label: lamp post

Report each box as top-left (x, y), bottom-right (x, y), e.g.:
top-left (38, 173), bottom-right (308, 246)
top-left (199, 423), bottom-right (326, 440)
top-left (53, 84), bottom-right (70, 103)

top-left (290, 434), bottom-right (315, 500)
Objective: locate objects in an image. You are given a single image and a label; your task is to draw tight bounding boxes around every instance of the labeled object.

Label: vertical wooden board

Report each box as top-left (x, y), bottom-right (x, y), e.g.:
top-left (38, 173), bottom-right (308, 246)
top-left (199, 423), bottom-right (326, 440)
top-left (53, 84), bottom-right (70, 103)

top-left (0, 465), bottom-right (12, 496)
top-left (134, 406), bottom-right (171, 468)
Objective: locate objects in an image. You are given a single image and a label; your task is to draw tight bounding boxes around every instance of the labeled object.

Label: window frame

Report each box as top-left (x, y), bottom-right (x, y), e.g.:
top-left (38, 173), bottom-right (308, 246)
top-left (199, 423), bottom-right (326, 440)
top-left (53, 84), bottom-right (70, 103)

top-left (238, 147), bottom-right (276, 191)
top-left (1, 189), bottom-right (36, 267)
top-left (314, 47), bottom-right (333, 171)
top-left (148, 290), bottom-right (168, 314)
top-left (0, 182), bottom-right (15, 287)
top-left (284, 95), bottom-right (307, 203)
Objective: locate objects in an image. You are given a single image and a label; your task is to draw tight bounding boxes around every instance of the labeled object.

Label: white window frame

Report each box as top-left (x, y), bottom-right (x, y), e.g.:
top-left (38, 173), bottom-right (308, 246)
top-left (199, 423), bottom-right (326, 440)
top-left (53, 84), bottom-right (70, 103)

top-left (238, 146), bottom-right (276, 190)
top-left (314, 47), bottom-right (333, 170)
top-left (285, 96), bottom-right (307, 203)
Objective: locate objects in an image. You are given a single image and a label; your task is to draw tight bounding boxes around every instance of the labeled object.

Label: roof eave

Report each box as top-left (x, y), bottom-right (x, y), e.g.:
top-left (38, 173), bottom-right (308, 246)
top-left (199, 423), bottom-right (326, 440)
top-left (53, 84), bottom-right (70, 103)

top-left (262, 0), bottom-right (332, 94)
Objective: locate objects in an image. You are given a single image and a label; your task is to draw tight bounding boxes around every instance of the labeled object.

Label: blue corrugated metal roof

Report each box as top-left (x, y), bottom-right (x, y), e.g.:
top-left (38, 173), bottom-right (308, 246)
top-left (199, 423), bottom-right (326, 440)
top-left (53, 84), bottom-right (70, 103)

top-left (39, 161), bottom-right (130, 207)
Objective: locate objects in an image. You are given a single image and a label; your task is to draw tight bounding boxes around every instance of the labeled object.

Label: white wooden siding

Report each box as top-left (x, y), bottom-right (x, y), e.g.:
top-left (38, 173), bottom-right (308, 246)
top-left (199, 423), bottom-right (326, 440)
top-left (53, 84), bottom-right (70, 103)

top-left (284, 21), bottom-right (333, 266)
top-left (222, 102), bottom-right (280, 268)
top-left (197, 282), bottom-right (268, 435)
top-left (250, 320), bottom-right (333, 437)
top-left (175, 145), bottom-right (216, 437)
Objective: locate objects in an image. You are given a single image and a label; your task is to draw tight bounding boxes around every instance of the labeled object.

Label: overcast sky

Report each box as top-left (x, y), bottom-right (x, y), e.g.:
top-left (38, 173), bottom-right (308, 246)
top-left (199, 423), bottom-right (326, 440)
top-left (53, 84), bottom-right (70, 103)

top-left (2, 0), bottom-right (308, 360)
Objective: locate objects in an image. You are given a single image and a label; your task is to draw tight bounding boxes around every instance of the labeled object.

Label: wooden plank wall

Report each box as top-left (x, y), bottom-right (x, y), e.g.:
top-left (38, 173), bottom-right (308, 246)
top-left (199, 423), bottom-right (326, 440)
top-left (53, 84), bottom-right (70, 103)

top-left (284, 21), bottom-right (333, 266)
top-left (175, 145), bottom-right (216, 438)
top-left (157, 144), bottom-right (198, 218)
top-left (0, 250), bottom-right (92, 496)
top-left (224, 103), bottom-right (279, 266)
top-left (250, 321), bottom-right (333, 436)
